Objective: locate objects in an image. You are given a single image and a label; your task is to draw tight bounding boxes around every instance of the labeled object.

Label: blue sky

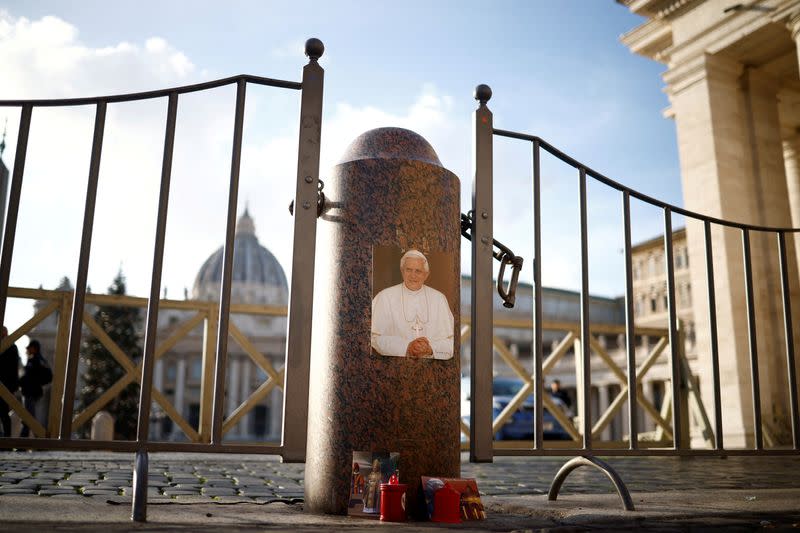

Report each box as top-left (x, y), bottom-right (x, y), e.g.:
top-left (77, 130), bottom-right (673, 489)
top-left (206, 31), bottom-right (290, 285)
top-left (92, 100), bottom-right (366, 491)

top-left (0, 1), bottom-right (681, 336)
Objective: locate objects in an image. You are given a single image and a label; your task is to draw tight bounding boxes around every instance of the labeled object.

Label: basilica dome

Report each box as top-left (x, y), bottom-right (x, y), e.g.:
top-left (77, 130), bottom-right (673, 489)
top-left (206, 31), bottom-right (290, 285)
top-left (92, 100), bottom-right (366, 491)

top-left (192, 210), bottom-right (288, 305)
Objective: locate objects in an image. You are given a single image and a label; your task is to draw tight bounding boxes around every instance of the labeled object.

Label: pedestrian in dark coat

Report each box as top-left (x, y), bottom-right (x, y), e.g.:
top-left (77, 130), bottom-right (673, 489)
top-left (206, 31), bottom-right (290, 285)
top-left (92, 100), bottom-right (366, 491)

top-left (0, 327), bottom-right (20, 438)
top-left (20, 340), bottom-right (51, 438)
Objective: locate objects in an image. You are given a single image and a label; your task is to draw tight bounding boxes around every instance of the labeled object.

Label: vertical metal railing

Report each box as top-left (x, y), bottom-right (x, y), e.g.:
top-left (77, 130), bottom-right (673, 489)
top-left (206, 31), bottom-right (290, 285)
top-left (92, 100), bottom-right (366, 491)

top-left (663, 208), bottom-right (683, 449)
top-left (0, 104), bottom-right (32, 329)
top-left (578, 167), bottom-right (591, 450)
top-left (532, 139), bottom-right (543, 451)
top-left (741, 229), bottom-right (763, 450)
top-left (60, 101), bottom-right (107, 439)
top-left (622, 191), bottom-right (638, 449)
top-left (131, 91), bottom-right (178, 522)
top-left (210, 79), bottom-right (247, 446)
top-left (282, 38), bottom-right (325, 463)
top-left (704, 220), bottom-right (724, 450)
top-left (777, 232), bottom-right (799, 449)
top-left (470, 84), bottom-right (494, 463)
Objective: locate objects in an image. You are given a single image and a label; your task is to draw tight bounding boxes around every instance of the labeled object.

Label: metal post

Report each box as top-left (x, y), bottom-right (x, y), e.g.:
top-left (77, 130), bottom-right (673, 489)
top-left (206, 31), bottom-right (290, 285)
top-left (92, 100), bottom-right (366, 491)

top-left (741, 229), bottom-right (762, 450)
top-left (578, 167), bottom-right (591, 450)
top-left (622, 191), bottom-right (638, 449)
top-left (210, 80), bottom-right (247, 446)
top-left (704, 220), bottom-right (724, 450)
top-left (131, 450), bottom-right (148, 522)
top-left (532, 140), bottom-right (543, 451)
top-left (131, 92), bottom-right (178, 523)
top-left (470, 84), bottom-right (494, 463)
top-left (663, 208), bottom-right (682, 449)
top-left (777, 231), bottom-right (799, 450)
top-left (0, 104), bottom-right (32, 328)
top-left (60, 101), bottom-right (107, 439)
top-left (281, 38), bottom-right (325, 463)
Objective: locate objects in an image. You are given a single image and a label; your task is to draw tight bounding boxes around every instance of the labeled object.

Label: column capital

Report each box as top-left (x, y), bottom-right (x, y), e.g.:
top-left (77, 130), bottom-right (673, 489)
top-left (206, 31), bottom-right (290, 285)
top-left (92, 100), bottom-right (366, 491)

top-left (788, 10), bottom-right (800, 40)
top-left (663, 53), bottom-right (743, 98)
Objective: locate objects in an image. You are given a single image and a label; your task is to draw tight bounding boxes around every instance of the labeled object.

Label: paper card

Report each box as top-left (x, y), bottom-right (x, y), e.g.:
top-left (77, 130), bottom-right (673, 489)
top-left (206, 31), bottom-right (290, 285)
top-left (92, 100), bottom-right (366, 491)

top-left (348, 451), bottom-right (400, 518)
top-left (421, 476), bottom-right (486, 521)
top-left (371, 245), bottom-right (456, 360)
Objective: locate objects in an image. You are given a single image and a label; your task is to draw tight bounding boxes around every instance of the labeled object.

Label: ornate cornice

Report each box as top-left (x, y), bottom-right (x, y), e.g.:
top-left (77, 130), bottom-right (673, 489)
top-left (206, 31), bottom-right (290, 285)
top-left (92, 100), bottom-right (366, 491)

top-left (622, 0), bottom-right (703, 19)
top-left (620, 18), bottom-right (672, 62)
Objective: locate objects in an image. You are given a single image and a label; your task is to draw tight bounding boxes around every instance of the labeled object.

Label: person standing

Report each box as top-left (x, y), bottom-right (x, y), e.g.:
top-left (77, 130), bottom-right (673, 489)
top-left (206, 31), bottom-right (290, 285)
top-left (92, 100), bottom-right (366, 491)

top-left (0, 327), bottom-right (20, 438)
top-left (549, 379), bottom-right (572, 409)
top-left (20, 340), bottom-right (51, 438)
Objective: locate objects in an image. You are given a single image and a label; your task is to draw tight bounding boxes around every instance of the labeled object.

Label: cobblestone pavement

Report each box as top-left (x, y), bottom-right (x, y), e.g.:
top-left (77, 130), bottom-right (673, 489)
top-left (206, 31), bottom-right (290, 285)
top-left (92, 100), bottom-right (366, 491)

top-left (0, 451), bottom-right (799, 531)
top-left (0, 451), bottom-right (798, 503)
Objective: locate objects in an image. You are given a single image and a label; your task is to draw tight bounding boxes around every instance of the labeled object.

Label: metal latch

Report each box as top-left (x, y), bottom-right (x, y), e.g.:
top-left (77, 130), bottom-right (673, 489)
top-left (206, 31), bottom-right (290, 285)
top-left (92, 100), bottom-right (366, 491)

top-left (289, 178), bottom-right (326, 217)
top-left (460, 212), bottom-right (524, 308)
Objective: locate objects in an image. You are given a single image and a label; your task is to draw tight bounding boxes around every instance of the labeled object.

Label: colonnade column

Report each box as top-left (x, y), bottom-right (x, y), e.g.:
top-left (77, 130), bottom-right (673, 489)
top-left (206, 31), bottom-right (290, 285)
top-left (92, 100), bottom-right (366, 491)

top-left (665, 53), bottom-right (800, 446)
top-left (597, 385), bottom-right (611, 441)
top-left (240, 359), bottom-right (251, 439)
top-left (227, 358), bottom-right (240, 438)
top-left (171, 359), bottom-right (186, 439)
top-left (152, 360), bottom-right (164, 440)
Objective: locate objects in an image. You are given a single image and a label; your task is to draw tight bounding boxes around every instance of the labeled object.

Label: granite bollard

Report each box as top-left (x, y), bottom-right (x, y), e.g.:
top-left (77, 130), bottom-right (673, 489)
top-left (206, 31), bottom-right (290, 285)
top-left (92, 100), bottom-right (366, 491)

top-left (304, 127), bottom-right (461, 518)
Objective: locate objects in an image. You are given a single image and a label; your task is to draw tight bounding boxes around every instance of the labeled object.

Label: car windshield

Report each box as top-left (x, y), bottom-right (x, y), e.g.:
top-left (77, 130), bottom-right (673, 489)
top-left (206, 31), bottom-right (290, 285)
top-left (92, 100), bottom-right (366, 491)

top-left (492, 380), bottom-right (523, 396)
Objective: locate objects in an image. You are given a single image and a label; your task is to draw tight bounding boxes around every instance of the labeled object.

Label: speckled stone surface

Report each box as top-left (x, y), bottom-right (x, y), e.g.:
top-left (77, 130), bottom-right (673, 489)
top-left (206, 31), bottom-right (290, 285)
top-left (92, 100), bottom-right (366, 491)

top-left (304, 128), bottom-right (461, 518)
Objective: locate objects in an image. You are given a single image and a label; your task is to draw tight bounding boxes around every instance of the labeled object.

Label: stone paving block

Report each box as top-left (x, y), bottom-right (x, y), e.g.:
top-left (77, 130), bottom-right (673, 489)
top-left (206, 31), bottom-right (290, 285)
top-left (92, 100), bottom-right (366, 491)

top-left (274, 492), bottom-right (304, 499)
top-left (239, 489), bottom-right (277, 498)
top-left (203, 480), bottom-right (236, 486)
top-left (211, 496), bottom-right (252, 504)
top-left (66, 475), bottom-right (99, 481)
top-left (168, 477), bottom-right (200, 484)
top-left (94, 482), bottom-right (128, 490)
top-left (15, 480), bottom-right (46, 487)
top-left (34, 473), bottom-right (67, 479)
top-left (162, 488), bottom-right (201, 496)
top-left (201, 487), bottom-right (239, 497)
top-left (80, 488), bottom-right (122, 496)
top-left (0, 487), bottom-right (37, 494)
top-left (56, 480), bottom-right (89, 487)
top-left (232, 476), bottom-right (266, 485)
top-left (171, 494), bottom-right (214, 503)
top-left (37, 488), bottom-right (78, 496)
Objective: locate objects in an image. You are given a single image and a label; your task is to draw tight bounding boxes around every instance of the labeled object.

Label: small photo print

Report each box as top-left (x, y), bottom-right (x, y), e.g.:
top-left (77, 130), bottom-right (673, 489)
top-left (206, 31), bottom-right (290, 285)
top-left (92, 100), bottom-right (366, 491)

top-left (421, 476), bottom-right (486, 521)
top-left (348, 451), bottom-right (400, 518)
top-left (371, 246), bottom-right (456, 360)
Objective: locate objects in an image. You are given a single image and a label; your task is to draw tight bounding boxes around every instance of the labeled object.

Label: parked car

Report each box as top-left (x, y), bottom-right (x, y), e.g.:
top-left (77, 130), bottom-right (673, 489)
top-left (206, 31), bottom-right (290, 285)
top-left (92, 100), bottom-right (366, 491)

top-left (461, 376), bottom-right (573, 441)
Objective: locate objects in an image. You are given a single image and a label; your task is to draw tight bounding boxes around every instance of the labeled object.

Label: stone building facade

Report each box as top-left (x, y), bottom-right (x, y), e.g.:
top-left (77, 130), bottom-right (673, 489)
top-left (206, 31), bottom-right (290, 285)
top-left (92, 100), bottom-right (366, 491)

top-left (620, 0), bottom-right (800, 446)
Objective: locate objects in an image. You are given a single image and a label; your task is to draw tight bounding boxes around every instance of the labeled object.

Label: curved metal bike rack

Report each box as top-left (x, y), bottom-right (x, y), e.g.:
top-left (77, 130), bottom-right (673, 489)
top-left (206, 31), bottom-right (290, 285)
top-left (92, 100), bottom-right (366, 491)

top-left (547, 455), bottom-right (635, 511)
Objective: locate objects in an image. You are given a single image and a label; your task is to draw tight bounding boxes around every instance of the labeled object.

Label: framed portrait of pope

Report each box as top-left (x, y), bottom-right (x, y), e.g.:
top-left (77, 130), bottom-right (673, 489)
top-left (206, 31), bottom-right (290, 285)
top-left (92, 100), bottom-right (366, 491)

top-left (370, 246), bottom-right (455, 360)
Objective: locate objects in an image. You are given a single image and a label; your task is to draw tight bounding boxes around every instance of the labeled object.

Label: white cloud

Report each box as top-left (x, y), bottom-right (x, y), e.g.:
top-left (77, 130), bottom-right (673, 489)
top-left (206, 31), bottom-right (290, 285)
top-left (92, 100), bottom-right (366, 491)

top-left (0, 13), bottom-right (197, 99)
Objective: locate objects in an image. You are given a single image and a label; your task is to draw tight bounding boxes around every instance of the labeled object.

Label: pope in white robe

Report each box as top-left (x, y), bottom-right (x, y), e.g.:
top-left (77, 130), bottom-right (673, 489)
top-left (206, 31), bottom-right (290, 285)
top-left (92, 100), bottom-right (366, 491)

top-left (371, 249), bottom-right (454, 359)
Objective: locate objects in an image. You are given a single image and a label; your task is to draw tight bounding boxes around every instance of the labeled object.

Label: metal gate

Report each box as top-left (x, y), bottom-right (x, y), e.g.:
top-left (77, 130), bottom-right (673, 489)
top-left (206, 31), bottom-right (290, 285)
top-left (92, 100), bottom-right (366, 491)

top-left (0, 38), bottom-right (325, 521)
top-left (466, 84), bottom-right (800, 509)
